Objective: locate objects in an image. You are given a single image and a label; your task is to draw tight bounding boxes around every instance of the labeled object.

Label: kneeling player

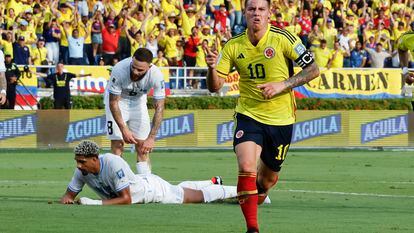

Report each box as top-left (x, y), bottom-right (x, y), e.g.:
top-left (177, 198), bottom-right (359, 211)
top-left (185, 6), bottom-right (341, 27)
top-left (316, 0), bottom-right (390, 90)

top-left (60, 140), bottom-right (237, 205)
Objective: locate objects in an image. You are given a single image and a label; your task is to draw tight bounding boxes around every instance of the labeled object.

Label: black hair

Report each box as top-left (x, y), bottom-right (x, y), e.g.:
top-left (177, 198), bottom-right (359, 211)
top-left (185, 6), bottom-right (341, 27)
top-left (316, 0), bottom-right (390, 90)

top-left (133, 48), bottom-right (153, 63)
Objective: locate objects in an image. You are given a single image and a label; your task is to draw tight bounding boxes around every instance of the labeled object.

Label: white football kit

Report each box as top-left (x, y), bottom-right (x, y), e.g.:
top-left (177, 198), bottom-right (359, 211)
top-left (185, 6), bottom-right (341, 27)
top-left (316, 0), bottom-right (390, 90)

top-left (67, 153), bottom-right (237, 204)
top-left (104, 57), bottom-right (166, 140)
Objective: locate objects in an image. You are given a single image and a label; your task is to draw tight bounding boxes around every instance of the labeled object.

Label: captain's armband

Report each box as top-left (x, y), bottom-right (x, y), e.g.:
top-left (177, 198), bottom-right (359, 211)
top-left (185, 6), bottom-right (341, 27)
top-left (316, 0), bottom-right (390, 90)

top-left (295, 50), bottom-right (314, 69)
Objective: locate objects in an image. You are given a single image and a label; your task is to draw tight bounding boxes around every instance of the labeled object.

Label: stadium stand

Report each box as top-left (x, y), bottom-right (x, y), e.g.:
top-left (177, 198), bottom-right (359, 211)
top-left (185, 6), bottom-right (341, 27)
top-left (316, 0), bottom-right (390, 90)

top-left (0, 0), bottom-right (413, 92)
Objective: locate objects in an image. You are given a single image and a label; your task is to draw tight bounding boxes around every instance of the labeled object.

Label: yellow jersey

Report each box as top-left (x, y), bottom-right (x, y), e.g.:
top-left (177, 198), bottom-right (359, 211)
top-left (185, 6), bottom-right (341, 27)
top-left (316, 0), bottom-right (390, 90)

top-left (31, 47), bottom-right (48, 66)
top-left (312, 47), bottom-right (331, 68)
top-left (0, 39), bottom-right (13, 58)
top-left (329, 49), bottom-right (345, 68)
top-left (216, 25), bottom-right (314, 125)
top-left (153, 57), bottom-right (169, 67)
top-left (397, 32), bottom-right (414, 52)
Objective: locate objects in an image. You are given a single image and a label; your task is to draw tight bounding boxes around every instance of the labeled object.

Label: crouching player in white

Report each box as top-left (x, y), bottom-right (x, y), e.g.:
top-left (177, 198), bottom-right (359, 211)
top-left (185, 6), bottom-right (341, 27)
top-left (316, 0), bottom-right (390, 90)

top-left (60, 140), bottom-right (237, 205)
top-left (105, 48), bottom-right (165, 175)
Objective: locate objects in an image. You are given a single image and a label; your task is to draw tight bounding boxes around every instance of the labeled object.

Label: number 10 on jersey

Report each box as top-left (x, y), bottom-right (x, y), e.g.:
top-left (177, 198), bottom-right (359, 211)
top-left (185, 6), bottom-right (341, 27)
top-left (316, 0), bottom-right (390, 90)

top-left (248, 63), bottom-right (266, 79)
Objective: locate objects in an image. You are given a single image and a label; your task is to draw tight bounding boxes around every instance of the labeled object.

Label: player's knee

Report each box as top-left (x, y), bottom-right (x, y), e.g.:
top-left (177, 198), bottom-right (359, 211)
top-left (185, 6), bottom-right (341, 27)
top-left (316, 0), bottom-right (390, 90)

top-left (260, 175), bottom-right (279, 191)
top-left (238, 161), bottom-right (256, 173)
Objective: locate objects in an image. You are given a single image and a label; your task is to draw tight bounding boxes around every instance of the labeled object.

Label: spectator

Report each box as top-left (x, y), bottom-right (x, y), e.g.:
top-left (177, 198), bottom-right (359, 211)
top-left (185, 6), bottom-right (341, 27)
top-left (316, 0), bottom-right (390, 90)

top-left (0, 30), bottom-right (15, 59)
top-left (322, 18), bottom-right (337, 49)
top-left (153, 50), bottom-right (169, 67)
top-left (338, 27), bottom-right (351, 52)
top-left (3, 8), bottom-right (17, 30)
top-left (312, 39), bottom-right (331, 68)
top-left (350, 41), bottom-right (368, 67)
top-left (298, 9), bottom-right (312, 48)
top-left (13, 36), bottom-right (31, 65)
top-left (199, 25), bottom-right (215, 47)
top-left (3, 54), bottom-right (21, 109)
top-left (100, 15), bottom-right (122, 65)
top-left (17, 19), bottom-right (37, 46)
top-left (285, 15), bottom-right (302, 36)
top-left (178, 3), bottom-right (205, 37)
top-left (328, 40), bottom-right (347, 69)
top-left (31, 37), bottom-right (49, 66)
top-left (91, 10), bottom-right (103, 64)
top-left (145, 33), bottom-right (161, 58)
top-left (209, 3), bottom-right (231, 33)
top-left (373, 8), bottom-right (390, 29)
top-left (43, 19), bottom-right (61, 65)
top-left (229, 0), bottom-right (242, 30)
top-left (308, 24), bottom-right (324, 48)
top-left (64, 25), bottom-right (89, 65)
top-left (272, 13), bottom-right (289, 29)
top-left (362, 22), bottom-right (376, 44)
top-left (125, 29), bottom-right (145, 56)
top-left (184, 26), bottom-right (200, 77)
top-left (365, 43), bottom-right (391, 68)
top-left (159, 27), bottom-right (180, 66)
top-left (79, 14), bottom-right (94, 65)
top-left (59, 21), bottom-right (71, 64)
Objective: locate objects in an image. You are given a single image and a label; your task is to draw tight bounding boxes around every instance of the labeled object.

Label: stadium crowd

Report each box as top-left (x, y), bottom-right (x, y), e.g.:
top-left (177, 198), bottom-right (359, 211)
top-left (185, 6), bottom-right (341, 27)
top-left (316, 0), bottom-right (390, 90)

top-left (0, 0), bottom-right (413, 74)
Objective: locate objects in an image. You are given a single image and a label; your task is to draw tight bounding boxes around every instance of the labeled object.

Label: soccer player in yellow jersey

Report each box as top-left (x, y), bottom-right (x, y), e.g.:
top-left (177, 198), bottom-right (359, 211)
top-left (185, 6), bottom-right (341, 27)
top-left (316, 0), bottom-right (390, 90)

top-left (398, 22), bottom-right (414, 88)
top-left (205, 0), bottom-right (319, 232)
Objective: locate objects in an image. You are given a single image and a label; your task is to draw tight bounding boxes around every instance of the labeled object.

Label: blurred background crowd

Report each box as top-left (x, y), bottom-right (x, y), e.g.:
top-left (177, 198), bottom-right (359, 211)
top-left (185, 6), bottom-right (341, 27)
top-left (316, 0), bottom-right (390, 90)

top-left (0, 0), bottom-right (413, 71)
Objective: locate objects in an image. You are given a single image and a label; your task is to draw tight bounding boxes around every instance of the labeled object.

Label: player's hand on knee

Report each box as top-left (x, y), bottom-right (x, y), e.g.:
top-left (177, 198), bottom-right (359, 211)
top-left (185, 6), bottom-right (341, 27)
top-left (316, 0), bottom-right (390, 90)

top-left (141, 137), bottom-right (155, 154)
top-left (121, 128), bottom-right (138, 144)
top-left (79, 197), bottom-right (102, 205)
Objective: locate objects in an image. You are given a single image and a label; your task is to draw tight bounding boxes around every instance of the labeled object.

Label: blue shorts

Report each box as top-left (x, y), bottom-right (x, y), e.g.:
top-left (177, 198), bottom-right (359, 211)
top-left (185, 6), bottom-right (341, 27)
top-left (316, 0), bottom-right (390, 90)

top-left (233, 113), bottom-right (293, 172)
top-left (92, 33), bottom-right (103, 44)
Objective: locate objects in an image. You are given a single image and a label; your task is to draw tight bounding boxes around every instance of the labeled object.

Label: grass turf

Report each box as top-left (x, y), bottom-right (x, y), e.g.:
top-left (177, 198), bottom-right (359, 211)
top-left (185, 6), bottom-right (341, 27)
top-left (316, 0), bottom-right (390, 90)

top-left (0, 150), bottom-right (413, 233)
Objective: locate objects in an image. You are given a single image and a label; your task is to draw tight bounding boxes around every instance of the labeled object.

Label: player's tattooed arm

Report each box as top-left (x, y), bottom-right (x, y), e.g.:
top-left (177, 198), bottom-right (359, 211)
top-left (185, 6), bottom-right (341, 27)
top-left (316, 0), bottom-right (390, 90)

top-left (283, 62), bottom-right (320, 89)
top-left (149, 98), bottom-right (165, 138)
top-left (109, 93), bottom-right (127, 130)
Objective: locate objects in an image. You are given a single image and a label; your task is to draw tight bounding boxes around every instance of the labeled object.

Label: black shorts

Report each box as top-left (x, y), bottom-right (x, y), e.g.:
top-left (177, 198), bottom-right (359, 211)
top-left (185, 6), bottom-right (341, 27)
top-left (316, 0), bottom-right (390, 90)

top-left (233, 113), bottom-right (293, 172)
top-left (184, 55), bottom-right (196, 67)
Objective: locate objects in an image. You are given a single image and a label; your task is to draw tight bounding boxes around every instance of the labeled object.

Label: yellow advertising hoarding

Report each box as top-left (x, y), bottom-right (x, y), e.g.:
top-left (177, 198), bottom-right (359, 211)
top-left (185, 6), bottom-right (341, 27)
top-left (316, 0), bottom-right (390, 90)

top-left (0, 110), bottom-right (37, 148)
top-left (0, 110), bottom-right (410, 148)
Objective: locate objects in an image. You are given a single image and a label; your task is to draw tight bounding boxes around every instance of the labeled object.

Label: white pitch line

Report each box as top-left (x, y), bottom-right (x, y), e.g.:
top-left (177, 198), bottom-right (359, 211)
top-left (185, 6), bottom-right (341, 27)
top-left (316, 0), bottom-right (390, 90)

top-left (276, 189), bottom-right (414, 199)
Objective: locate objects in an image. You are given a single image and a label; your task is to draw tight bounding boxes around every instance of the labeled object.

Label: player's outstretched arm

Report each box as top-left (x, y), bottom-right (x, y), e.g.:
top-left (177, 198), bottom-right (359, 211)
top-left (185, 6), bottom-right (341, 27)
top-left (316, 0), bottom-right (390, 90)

top-left (60, 189), bottom-right (78, 204)
top-left (205, 47), bottom-right (225, 93)
top-left (79, 187), bottom-right (132, 205)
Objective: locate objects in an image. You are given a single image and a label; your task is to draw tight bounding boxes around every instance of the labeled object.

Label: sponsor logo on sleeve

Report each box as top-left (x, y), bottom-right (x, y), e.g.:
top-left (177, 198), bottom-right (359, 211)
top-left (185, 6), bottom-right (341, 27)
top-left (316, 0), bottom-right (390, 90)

top-left (294, 44), bottom-right (306, 55)
top-left (116, 169), bottom-right (125, 179)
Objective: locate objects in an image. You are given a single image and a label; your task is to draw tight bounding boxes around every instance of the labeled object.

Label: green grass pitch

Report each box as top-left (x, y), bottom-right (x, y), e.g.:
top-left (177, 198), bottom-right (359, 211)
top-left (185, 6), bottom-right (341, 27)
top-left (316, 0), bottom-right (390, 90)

top-left (0, 149), bottom-right (413, 233)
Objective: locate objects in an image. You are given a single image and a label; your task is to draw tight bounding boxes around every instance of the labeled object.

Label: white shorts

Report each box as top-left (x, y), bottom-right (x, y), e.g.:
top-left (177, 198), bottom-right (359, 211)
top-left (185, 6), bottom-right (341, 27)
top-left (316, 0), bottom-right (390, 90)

top-left (105, 99), bottom-right (150, 141)
top-left (139, 174), bottom-right (184, 204)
